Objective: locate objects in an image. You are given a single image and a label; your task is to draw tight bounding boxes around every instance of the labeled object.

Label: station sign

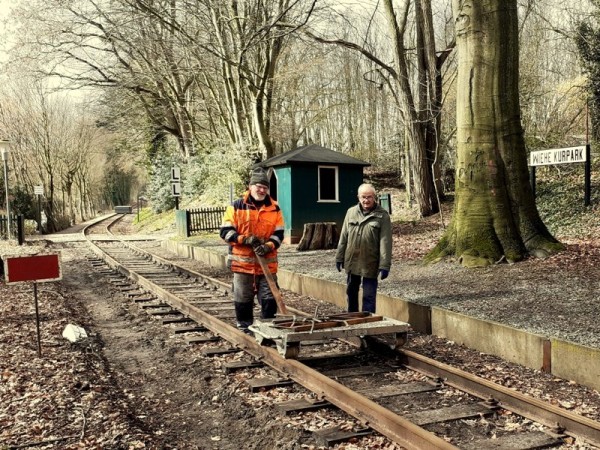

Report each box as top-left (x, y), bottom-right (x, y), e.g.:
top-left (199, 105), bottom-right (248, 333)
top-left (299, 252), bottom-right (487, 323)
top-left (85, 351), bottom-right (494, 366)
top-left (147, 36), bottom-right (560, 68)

top-left (171, 166), bottom-right (181, 181)
top-left (171, 182), bottom-right (181, 197)
top-left (171, 166), bottom-right (181, 197)
top-left (529, 146), bottom-right (587, 166)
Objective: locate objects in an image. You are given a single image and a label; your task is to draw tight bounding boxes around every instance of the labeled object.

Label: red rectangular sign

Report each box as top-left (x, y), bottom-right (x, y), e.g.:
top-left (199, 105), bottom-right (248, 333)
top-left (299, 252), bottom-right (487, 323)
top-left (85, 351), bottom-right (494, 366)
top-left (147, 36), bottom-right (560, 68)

top-left (3, 253), bottom-right (62, 284)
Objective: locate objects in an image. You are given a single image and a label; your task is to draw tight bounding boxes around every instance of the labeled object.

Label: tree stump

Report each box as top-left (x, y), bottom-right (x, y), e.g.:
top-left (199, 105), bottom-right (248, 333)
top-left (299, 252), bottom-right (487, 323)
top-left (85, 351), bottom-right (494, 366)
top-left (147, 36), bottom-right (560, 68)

top-left (296, 222), bottom-right (338, 251)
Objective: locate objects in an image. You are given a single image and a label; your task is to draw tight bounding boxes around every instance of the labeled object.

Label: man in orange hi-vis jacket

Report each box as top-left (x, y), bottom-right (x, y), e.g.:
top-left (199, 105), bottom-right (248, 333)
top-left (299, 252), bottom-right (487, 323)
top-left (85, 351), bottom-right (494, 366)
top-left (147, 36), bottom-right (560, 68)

top-left (220, 167), bottom-right (285, 334)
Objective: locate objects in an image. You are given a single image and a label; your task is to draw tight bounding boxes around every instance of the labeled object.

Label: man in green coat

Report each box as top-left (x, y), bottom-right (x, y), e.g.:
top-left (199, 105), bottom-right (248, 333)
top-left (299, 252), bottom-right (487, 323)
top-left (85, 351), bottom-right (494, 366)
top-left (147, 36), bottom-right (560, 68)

top-left (335, 183), bottom-right (392, 313)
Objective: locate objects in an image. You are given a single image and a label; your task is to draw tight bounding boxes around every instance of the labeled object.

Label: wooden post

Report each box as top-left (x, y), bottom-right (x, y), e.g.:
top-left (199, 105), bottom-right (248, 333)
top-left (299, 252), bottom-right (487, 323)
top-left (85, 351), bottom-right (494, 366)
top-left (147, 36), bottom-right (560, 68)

top-left (297, 222), bottom-right (338, 251)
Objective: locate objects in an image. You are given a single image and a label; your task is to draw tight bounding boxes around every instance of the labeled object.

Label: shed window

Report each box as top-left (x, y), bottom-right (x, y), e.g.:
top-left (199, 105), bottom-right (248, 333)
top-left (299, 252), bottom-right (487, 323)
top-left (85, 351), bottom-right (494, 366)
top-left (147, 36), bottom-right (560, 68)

top-left (318, 166), bottom-right (338, 202)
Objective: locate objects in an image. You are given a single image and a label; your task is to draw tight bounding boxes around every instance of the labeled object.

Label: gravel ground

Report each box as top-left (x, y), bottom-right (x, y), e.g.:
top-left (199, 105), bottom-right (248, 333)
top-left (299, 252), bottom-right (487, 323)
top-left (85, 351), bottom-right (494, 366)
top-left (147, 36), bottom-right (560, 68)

top-left (1, 212), bottom-right (599, 450)
top-left (173, 231), bottom-right (600, 350)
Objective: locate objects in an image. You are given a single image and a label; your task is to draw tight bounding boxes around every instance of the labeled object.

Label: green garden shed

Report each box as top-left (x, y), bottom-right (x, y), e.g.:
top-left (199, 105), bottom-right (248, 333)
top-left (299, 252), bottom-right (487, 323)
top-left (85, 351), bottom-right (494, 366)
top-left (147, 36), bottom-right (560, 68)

top-left (254, 144), bottom-right (370, 244)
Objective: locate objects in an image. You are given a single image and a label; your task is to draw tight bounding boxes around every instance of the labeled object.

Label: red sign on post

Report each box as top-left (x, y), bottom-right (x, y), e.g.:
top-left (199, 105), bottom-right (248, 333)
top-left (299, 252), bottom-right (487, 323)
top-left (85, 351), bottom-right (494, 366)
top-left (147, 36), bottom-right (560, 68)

top-left (3, 253), bottom-right (62, 284)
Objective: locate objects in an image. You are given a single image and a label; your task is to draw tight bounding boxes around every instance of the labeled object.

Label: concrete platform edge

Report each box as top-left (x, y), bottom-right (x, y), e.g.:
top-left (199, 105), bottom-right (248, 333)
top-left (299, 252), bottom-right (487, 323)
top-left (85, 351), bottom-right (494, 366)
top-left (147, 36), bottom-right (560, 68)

top-left (163, 240), bottom-right (600, 392)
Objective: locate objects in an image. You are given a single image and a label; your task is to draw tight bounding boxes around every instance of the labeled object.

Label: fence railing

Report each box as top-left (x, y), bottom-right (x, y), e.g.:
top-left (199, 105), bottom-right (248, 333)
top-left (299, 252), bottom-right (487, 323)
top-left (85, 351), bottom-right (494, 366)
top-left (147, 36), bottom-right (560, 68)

top-left (175, 207), bottom-right (226, 237)
top-left (1, 214), bottom-right (26, 243)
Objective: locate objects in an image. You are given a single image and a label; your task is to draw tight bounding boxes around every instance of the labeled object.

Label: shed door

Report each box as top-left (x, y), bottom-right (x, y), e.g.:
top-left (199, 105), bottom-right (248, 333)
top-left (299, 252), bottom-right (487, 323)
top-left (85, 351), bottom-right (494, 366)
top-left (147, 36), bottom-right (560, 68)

top-left (269, 171), bottom-right (278, 200)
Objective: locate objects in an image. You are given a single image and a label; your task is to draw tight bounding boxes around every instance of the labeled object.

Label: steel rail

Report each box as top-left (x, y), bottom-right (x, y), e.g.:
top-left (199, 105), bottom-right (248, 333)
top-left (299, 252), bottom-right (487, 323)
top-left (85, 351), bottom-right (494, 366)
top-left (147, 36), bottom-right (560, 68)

top-left (82, 216), bottom-right (600, 448)
top-left (81, 223), bottom-right (458, 449)
top-left (397, 349), bottom-right (600, 447)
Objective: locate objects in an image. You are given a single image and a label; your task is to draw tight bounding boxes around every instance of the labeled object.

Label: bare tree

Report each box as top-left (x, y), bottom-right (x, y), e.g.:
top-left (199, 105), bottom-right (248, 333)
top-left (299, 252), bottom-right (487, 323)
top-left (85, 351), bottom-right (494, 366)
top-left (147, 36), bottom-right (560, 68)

top-left (0, 78), bottom-right (110, 230)
top-left (289, 0), bottom-right (454, 216)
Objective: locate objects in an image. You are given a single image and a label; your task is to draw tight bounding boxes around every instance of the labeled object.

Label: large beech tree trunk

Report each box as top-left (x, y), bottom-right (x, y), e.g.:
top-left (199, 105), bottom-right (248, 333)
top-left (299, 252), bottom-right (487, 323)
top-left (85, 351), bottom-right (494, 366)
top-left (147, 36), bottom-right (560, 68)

top-left (427, 0), bottom-right (562, 267)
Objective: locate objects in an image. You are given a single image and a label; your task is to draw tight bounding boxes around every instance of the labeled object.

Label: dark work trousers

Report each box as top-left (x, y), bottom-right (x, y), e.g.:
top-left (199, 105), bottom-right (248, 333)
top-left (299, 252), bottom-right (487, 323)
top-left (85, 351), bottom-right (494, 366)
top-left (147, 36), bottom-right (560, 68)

top-left (232, 272), bottom-right (278, 331)
top-left (346, 273), bottom-right (378, 313)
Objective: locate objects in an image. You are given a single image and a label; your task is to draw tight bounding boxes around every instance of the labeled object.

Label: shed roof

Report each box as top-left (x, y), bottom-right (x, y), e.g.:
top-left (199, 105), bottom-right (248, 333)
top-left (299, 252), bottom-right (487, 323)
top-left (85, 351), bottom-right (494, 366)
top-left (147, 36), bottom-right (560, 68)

top-left (255, 144), bottom-right (370, 168)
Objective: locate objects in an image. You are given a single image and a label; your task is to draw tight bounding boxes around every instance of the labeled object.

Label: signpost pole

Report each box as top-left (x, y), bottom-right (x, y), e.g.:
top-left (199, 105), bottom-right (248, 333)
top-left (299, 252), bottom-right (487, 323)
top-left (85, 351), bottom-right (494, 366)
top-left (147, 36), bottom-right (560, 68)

top-left (585, 144), bottom-right (591, 207)
top-left (33, 281), bottom-right (42, 357)
top-left (529, 166), bottom-right (536, 199)
top-left (34, 186), bottom-right (44, 232)
top-left (1, 141), bottom-right (11, 238)
top-left (37, 195), bottom-right (41, 232)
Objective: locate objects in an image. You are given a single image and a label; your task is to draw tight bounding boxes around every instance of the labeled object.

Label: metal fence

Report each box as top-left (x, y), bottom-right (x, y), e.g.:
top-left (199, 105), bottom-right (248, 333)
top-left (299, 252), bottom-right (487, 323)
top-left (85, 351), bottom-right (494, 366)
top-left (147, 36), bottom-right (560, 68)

top-left (0, 214), bottom-right (25, 243)
top-left (176, 207), bottom-right (226, 237)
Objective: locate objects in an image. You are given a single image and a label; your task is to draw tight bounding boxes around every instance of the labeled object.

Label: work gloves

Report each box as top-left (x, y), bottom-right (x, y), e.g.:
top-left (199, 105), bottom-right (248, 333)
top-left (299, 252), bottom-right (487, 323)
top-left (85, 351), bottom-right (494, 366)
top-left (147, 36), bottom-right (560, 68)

top-left (240, 235), bottom-right (262, 247)
top-left (237, 235), bottom-right (273, 256)
top-left (254, 243), bottom-right (272, 256)
top-left (336, 263), bottom-right (388, 279)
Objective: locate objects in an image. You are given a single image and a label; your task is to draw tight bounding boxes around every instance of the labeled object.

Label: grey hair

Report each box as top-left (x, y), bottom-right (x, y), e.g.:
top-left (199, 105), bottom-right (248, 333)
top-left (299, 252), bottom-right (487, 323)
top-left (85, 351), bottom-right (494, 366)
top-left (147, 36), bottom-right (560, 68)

top-left (357, 183), bottom-right (376, 196)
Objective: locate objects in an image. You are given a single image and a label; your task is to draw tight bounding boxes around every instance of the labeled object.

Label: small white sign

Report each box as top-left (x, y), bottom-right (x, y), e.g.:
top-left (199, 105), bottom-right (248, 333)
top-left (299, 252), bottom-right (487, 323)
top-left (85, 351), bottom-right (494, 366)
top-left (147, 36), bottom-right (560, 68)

top-left (171, 181), bottom-right (181, 197)
top-left (171, 166), bottom-right (181, 181)
top-left (34, 185), bottom-right (44, 195)
top-left (530, 146), bottom-right (587, 166)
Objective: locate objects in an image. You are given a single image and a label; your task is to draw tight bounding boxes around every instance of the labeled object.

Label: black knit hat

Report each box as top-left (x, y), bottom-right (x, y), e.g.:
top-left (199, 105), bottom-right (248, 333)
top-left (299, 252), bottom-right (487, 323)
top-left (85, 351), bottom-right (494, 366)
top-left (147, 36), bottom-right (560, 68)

top-left (250, 168), bottom-right (269, 187)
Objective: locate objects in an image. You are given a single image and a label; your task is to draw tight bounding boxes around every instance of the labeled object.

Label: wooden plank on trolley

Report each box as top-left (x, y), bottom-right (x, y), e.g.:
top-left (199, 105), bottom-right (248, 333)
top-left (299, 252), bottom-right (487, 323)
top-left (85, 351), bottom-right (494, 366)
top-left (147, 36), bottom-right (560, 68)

top-left (357, 381), bottom-right (441, 399)
top-left (461, 431), bottom-right (561, 450)
top-left (341, 315), bottom-right (384, 326)
top-left (246, 377), bottom-right (294, 392)
top-left (313, 426), bottom-right (373, 446)
top-left (275, 398), bottom-right (332, 415)
top-left (406, 403), bottom-right (494, 426)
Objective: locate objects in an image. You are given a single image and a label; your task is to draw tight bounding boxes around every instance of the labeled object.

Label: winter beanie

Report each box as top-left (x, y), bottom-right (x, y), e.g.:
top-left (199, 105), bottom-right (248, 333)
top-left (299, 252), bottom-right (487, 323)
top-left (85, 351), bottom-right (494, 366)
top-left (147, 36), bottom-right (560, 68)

top-left (250, 168), bottom-right (269, 186)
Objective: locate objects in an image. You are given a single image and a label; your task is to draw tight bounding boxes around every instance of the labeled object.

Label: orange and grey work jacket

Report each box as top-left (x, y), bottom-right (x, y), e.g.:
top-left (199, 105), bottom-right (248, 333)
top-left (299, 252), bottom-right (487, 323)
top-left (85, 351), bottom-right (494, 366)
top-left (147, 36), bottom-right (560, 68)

top-left (219, 191), bottom-right (285, 275)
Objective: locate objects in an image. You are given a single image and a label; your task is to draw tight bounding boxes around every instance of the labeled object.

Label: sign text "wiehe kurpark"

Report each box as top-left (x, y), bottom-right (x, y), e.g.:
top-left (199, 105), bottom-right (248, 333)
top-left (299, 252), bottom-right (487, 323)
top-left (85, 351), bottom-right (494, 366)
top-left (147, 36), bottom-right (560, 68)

top-left (529, 146), bottom-right (587, 167)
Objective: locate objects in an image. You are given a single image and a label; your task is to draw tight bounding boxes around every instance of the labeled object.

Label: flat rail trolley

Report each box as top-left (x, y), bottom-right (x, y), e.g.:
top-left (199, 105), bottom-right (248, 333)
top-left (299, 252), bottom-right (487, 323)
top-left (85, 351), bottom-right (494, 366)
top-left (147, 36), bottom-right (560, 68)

top-left (249, 312), bottom-right (409, 358)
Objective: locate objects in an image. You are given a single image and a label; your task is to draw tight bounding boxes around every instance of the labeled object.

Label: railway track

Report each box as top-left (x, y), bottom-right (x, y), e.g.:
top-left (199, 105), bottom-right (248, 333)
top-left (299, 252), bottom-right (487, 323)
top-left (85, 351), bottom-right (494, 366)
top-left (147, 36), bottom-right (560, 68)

top-left (79, 214), bottom-right (600, 449)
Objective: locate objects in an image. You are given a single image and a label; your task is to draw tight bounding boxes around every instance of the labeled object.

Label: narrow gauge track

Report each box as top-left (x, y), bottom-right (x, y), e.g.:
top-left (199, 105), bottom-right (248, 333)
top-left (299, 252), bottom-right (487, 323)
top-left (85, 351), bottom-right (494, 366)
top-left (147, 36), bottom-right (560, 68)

top-left (79, 214), bottom-right (600, 450)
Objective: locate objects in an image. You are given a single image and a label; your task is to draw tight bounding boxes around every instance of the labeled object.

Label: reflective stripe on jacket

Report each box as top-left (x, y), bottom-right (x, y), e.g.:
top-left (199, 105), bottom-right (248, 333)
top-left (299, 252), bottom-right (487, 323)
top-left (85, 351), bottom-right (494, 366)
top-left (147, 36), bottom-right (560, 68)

top-left (219, 191), bottom-right (285, 275)
top-left (335, 203), bottom-right (392, 279)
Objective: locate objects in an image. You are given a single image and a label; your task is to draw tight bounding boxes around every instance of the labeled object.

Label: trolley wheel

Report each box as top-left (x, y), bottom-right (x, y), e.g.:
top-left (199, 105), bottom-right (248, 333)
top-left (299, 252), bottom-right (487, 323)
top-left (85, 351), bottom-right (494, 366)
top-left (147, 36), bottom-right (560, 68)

top-left (393, 332), bottom-right (408, 349)
top-left (278, 343), bottom-right (300, 359)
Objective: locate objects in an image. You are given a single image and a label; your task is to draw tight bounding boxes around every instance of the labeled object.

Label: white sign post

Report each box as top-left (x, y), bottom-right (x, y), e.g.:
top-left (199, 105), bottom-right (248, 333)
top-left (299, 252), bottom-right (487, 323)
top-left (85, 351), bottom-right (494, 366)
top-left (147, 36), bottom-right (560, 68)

top-left (34, 185), bottom-right (44, 232)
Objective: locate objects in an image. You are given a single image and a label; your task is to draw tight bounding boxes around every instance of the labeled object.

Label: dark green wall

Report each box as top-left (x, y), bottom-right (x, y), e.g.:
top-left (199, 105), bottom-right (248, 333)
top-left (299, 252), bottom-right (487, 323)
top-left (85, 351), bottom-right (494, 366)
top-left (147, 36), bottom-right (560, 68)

top-left (275, 164), bottom-right (364, 242)
top-left (273, 167), bottom-right (292, 236)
